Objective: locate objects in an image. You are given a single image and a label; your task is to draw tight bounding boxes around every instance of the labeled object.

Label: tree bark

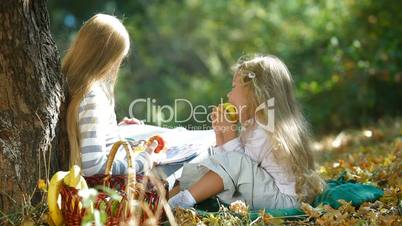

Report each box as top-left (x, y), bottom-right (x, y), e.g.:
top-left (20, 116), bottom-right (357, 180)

top-left (0, 0), bottom-right (68, 217)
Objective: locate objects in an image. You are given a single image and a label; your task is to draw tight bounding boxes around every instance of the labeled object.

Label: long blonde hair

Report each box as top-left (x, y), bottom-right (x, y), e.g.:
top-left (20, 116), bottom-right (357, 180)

top-left (62, 14), bottom-right (130, 168)
top-left (233, 55), bottom-right (325, 203)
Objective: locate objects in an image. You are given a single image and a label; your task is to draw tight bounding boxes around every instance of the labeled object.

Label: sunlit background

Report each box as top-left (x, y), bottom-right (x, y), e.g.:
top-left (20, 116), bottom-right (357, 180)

top-left (48, 0), bottom-right (401, 135)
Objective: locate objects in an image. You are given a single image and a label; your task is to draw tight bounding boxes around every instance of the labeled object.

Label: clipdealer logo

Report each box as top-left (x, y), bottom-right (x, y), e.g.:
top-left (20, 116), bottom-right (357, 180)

top-left (128, 97), bottom-right (274, 132)
top-left (254, 98), bottom-right (275, 132)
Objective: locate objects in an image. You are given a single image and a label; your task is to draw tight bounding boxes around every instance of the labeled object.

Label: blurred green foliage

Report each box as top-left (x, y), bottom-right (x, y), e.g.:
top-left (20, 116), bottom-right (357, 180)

top-left (48, 0), bottom-right (401, 134)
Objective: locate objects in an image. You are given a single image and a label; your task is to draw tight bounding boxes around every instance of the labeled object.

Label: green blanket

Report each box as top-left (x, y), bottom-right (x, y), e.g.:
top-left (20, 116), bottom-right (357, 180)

top-left (195, 172), bottom-right (384, 220)
top-left (311, 172), bottom-right (383, 209)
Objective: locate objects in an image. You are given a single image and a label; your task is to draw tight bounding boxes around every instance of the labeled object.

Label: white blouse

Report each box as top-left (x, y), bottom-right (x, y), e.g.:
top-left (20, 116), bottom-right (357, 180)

top-left (214, 122), bottom-right (297, 196)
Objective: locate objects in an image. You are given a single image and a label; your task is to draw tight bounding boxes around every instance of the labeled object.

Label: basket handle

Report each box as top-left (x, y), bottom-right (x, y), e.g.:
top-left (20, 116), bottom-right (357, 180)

top-left (104, 140), bottom-right (134, 177)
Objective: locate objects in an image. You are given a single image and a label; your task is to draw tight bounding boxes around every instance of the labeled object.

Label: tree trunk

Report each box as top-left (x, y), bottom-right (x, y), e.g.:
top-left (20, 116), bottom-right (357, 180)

top-left (0, 0), bottom-right (68, 218)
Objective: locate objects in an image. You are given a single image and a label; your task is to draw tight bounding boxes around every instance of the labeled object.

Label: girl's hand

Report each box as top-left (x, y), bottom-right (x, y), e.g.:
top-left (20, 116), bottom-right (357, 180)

top-left (211, 107), bottom-right (222, 135)
top-left (211, 105), bottom-right (237, 145)
top-left (118, 117), bottom-right (144, 126)
top-left (212, 106), bottom-right (224, 146)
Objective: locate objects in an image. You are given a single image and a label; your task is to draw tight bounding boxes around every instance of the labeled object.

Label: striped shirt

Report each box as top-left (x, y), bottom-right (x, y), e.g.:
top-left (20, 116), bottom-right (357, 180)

top-left (78, 82), bottom-right (152, 176)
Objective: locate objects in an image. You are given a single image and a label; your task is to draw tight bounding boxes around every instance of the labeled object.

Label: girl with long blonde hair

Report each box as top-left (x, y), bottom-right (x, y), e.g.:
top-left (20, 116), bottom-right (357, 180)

top-left (63, 14), bottom-right (154, 176)
top-left (169, 55), bottom-right (325, 209)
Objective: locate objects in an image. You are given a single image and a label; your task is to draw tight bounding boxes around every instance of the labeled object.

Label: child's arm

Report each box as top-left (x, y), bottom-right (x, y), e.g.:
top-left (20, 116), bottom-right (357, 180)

top-left (78, 94), bottom-right (126, 175)
top-left (212, 109), bottom-right (269, 160)
top-left (215, 133), bottom-right (225, 146)
top-left (222, 127), bottom-right (268, 162)
top-left (79, 93), bottom-right (153, 176)
top-left (212, 106), bottom-right (224, 146)
top-left (118, 117), bottom-right (144, 126)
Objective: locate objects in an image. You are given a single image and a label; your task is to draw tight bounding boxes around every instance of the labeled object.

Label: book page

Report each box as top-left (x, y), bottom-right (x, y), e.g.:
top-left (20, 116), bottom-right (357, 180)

top-left (118, 125), bottom-right (215, 164)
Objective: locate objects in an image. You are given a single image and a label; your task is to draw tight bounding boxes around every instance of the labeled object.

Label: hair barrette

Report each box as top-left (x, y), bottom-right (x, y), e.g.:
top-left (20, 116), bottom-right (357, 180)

top-left (247, 72), bottom-right (256, 78)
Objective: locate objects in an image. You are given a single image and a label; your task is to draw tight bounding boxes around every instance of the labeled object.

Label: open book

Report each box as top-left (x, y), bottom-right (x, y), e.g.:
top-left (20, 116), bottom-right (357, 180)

top-left (118, 125), bottom-right (215, 165)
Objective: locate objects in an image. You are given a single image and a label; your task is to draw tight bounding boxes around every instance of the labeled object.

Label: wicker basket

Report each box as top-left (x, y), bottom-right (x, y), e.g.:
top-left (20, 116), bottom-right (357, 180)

top-left (59, 140), bottom-right (168, 225)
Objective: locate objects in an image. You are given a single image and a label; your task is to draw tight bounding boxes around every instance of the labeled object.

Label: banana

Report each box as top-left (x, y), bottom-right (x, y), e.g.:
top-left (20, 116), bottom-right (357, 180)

top-left (77, 174), bottom-right (94, 215)
top-left (78, 176), bottom-right (88, 190)
top-left (63, 165), bottom-right (82, 188)
top-left (63, 165), bottom-right (83, 213)
top-left (223, 102), bottom-right (238, 123)
top-left (63, 165), bottom-right (94, 215)
top-left (47, 171), bottom-right (68, 226)
top-left (48, 165), bottom-right (94, 226)
top-left (47, 214), bottom-right (56, 226)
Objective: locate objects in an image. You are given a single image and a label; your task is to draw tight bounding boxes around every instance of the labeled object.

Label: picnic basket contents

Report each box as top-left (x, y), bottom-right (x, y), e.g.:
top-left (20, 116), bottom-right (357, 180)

top-left (47, 140), bottom-right (167, 226)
